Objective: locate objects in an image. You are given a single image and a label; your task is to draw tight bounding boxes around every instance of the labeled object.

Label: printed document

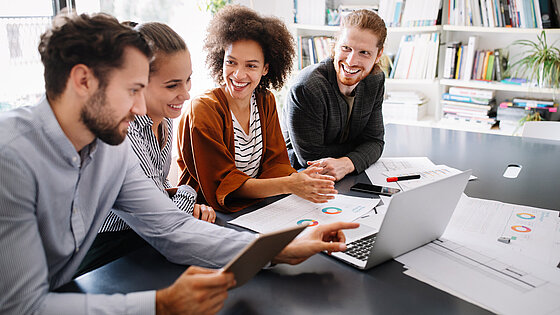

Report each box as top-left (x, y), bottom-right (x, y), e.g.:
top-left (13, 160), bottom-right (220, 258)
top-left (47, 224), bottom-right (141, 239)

top-left (364, 157), bottom-right (436, 188)
top-left (229, 194), bottom-right (380, 234)
top-left (395, 195), bottom-right (560, 314)
top-left (383, 164), bottom-right (473, 191)
top-left (397, 238), bottom-right (560, 315)
top-left (444, 195), bottom-right (560, 268)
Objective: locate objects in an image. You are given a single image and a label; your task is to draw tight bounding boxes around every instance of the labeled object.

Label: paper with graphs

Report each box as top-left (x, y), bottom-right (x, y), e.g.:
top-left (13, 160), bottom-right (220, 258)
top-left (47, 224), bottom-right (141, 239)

top-left (229, 194), bottom-right (379, 234)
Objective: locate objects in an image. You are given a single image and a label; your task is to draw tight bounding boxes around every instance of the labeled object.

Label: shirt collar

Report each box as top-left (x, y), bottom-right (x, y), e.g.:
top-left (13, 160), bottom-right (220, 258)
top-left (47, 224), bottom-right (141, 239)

top-left (131, 114), bottom-right (153, 129)
top-left (38, 95), bottom-right (99, 168)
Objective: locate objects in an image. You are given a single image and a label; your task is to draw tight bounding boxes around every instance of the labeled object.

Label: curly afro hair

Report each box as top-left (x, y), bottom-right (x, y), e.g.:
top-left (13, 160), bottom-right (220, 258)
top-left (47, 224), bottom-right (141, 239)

top-left (204, 5), bottom-right (295, 92)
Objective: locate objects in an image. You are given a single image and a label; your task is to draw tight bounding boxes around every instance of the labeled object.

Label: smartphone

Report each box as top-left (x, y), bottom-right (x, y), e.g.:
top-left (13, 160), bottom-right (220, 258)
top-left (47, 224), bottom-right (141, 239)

top-left (350, 183), bottom-right (401, 196)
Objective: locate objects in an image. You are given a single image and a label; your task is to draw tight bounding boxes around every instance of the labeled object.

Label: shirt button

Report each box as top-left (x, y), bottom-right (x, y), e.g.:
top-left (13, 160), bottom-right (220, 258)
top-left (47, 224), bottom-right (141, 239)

top-left (76, 247), bottom-right (80, 253)
top-left (72, 156), bottom-right (78, 162)
top-left (73, 207), bottom-right (77, 214)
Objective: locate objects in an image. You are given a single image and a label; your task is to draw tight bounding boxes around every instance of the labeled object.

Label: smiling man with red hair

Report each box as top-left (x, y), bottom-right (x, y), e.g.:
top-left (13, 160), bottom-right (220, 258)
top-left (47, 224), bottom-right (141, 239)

top-left (283, 9), bottom-right (387, 181)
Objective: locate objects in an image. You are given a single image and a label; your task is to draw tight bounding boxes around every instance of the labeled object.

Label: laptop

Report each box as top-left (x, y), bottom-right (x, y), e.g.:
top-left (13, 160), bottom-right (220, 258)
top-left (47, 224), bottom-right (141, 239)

top-left (330, 170), bottom-right (472, 270)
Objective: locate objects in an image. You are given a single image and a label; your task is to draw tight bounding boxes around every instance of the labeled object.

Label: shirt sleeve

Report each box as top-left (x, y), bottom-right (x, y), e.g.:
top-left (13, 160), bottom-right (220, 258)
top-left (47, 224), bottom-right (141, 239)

top-left (0, 147), bottom-right (157, 315)
top-left (113, 144), bottom-right (255, 267)
top-left (171, 184), bottom-right (197, 215)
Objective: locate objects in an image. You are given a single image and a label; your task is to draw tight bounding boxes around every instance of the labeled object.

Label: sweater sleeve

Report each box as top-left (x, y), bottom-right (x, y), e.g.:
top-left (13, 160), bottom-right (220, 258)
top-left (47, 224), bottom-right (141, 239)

top-left (345, 75), bottom-right (385, 173)
top-left (285, 81), bottom-right (356, 165)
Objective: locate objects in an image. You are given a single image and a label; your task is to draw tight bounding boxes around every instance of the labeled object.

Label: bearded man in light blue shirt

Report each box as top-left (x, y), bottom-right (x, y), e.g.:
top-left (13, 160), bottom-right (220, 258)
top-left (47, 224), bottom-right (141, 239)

top-left (0, 13), bottom-right (357, 315)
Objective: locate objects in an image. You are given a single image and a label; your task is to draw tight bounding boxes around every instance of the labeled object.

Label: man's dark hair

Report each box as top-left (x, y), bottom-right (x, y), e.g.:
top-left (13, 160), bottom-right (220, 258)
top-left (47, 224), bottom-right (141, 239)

top-left (204, 5), bottom-right (295, 92)
top-left (38, 13), bottom-right (152, 101)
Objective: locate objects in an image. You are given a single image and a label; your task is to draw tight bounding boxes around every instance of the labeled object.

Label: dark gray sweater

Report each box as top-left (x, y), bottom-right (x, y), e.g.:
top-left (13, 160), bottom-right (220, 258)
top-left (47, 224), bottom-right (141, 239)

top-left (282, 57), bottom-right (385, 173)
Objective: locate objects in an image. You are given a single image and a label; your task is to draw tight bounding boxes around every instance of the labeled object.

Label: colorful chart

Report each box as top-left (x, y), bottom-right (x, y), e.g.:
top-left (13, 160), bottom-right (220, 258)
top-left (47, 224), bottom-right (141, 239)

top-left (516, 212), bottom-right (536, 220)
top-left (322, 207), bottom-right (342, 214)
top-left (297, 219), bottom-right (318, 227)
top-left (511, 225), bottom-right (532, 233)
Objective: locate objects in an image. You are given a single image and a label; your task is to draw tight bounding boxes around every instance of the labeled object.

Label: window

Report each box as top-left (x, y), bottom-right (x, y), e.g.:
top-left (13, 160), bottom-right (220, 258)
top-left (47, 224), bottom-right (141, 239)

top-left (0, 1), bottom-right (54, 111)
top-left (77, 0), bottom-right (215, 102)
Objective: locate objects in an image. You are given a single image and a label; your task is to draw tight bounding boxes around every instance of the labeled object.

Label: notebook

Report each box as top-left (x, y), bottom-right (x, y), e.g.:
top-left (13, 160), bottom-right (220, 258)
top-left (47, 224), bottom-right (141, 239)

top-left (330, 170), bottom-right (472, 269)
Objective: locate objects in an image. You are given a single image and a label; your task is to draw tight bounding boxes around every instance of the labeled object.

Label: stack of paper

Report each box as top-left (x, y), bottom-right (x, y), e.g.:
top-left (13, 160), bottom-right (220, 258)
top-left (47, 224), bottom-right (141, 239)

top-left (364, 157), bottom-right (472, 191)
top-left (396, 195), bottom-right (560, 314)
top-left (382, 91), bottom-right (428, 121)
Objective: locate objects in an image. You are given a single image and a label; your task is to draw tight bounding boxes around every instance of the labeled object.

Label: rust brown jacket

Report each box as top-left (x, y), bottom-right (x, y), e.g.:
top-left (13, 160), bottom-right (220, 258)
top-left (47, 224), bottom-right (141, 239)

top-left (177, 88), bottom-right (296, 212)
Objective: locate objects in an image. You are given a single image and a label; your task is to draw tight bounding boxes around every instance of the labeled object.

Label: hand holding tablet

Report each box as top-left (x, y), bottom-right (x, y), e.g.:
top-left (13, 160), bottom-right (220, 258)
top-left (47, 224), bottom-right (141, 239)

top-left (221, 224), bottom-right (308, 288)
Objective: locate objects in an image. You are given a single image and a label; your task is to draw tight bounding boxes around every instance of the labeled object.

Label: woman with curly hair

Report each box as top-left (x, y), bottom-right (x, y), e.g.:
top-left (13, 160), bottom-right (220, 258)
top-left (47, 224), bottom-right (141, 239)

top-left (177, 5), bottom-right (337, 212)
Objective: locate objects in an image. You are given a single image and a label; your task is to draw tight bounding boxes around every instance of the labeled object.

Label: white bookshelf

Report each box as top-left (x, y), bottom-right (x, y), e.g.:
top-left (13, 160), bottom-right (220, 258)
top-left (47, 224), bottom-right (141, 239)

top-left (443, 25), bottom-right (560, 35)
top-left (386, 78), bottom-right (439, 85)
top-left (291, 23), bottom-right (442, 34)
top-left (440, 79), bottom-right (558, 94)
top-left (288, 9), bottom-right (560, 136)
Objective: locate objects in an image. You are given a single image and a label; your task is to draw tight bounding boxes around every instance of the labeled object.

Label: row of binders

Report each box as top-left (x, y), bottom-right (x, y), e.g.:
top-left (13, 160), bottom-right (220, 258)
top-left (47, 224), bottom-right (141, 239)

top-left (447, 0), bottom-right (560, 28)
top-left (441, 87), bottom-right (498, 126)
top-left (297, 36), bottom-right (335, 70)
top-left (389, 33), bottom-right (440, 80)
top-left (378, 0), bottom-right (442, 27)
top-left (443, 36), bottom-right (507, 81)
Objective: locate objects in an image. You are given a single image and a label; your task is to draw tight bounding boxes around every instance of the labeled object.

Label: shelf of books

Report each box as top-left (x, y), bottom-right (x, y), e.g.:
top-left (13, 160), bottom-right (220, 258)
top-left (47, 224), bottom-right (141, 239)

top-left (386, 78), bottom-right (439, 85)
top-left (445, 0), bottom-right (560, 29)
top-left (289, 0), bottom-right (559, 136)
top-left (440, 79), bottom-right (558, 94)
top-left (291, 24), bottom-right (442, 34)
top-left (443, 25), bottom-right (560, 34)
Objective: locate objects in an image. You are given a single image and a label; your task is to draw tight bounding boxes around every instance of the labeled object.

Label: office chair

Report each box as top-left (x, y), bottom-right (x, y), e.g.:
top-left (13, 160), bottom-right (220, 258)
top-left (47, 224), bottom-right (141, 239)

top-left (522, 121), bottom-right (560, 141)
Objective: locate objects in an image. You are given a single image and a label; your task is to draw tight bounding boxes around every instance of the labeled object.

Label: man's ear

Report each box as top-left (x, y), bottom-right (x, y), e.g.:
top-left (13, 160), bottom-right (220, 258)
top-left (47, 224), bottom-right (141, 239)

top-left (68, 64), bottom-right (98, 97)
top-left (375, 47), bottom-right (385, 64)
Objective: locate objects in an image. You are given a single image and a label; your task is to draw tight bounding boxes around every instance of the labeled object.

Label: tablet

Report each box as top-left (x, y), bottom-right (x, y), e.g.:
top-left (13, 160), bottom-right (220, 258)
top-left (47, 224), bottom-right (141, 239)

top-left (222, 224), bottom-right (308, 288)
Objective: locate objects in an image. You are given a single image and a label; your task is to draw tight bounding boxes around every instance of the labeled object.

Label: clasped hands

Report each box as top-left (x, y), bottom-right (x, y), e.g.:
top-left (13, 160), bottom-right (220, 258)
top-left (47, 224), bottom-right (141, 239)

top-left (307, 157), bottom-right (355, 182)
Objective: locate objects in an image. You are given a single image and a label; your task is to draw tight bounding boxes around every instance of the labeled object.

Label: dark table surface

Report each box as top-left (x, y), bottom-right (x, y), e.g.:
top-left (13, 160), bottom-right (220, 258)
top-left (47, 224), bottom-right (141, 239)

top-left (59, 124), bottom-right (560, 314)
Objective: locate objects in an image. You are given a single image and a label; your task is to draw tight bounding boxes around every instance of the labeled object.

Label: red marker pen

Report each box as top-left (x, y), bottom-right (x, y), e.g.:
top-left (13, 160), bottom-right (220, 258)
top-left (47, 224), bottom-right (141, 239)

top-left (386, 174), bottom-right (421, 182)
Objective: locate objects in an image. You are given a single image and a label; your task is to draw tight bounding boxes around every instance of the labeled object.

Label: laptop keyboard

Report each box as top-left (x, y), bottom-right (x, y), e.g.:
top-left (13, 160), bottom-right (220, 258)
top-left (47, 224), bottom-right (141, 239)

top-left (344, 234), bottom-right (376, 261)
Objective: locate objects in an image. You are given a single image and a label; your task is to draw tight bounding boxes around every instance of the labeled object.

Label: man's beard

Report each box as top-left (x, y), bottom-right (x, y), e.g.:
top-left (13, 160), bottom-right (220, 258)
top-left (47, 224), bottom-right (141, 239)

top-left (80, 87), bottom-right (135, 145)
top-left (335, 63), bottom-right (369, 87)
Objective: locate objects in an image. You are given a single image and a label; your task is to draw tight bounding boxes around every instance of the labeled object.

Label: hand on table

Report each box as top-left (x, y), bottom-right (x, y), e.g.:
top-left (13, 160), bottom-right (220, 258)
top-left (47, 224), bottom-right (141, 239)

top-left (193, 204), bottom-right (216, 223)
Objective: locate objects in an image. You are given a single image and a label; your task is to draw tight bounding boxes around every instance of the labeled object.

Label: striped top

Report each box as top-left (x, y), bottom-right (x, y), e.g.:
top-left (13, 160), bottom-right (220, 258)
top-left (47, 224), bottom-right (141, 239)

top-left (99, 115), bottom-right (196, 233)
top-left (231, 93), bottom-right (263, 178)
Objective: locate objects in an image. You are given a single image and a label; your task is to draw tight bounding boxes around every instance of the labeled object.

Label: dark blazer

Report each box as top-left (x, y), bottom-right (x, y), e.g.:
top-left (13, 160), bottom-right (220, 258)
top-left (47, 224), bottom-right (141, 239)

top-left (282, 57), bottom-right (385, 173)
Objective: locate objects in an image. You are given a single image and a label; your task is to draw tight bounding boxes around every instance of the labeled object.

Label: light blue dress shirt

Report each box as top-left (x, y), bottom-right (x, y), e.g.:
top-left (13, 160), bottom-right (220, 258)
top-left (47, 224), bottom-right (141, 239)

top-left (0, 97), bottom-right (254, 314)
top-left (99, 115), bottom-right (197, 232)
